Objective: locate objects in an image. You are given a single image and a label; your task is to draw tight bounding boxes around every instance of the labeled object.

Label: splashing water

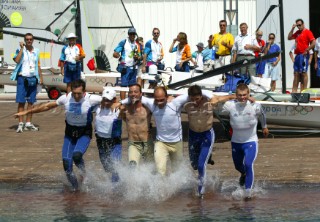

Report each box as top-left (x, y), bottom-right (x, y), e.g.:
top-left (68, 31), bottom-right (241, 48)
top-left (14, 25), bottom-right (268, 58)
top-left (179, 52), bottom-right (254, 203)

top-left (220, 178), bottom-right (268, 200)
top-left (80, 161), bottom-right (205, 203)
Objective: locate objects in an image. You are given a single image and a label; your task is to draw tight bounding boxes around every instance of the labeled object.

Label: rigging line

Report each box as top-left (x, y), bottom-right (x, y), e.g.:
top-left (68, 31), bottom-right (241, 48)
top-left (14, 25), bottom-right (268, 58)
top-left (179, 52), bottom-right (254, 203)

top-left (45, 0), bottom-right (76, 31)
top-left (82, 0), bottom-right (97, 65)
top-left (121, 0), bottom-right (134, 27)
top-left (105, 2), bottom-right (133, 58)
top-left (58, 16), bottom-right (76, 41)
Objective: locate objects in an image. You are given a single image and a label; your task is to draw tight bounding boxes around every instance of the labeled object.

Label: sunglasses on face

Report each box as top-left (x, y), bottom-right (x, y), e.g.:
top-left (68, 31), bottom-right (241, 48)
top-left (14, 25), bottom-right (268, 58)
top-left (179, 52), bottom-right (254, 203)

top-left (153, 32), bottom-right (160, 35)
top-left (269, 37), bottom-right (275, 39)
top-left (296, 24), bottom-right (302, 27)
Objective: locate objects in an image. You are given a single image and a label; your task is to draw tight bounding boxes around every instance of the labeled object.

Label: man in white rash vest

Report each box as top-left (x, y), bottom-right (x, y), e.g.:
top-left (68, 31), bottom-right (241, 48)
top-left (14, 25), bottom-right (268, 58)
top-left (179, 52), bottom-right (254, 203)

top-left (221, 83), bottom-right (269, 199)
top-left (14, 79), bottom-right (102, 191)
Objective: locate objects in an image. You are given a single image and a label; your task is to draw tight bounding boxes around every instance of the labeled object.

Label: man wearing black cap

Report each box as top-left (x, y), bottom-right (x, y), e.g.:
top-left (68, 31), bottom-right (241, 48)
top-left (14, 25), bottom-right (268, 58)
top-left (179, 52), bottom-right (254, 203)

top-left (113, 27), bottom-right (141, 99)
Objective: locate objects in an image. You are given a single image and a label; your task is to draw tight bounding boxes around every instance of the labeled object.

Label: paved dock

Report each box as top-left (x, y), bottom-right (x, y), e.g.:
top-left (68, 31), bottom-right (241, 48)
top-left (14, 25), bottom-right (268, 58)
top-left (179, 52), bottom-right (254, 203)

top-left (1, 97), bottom-right (320, 185)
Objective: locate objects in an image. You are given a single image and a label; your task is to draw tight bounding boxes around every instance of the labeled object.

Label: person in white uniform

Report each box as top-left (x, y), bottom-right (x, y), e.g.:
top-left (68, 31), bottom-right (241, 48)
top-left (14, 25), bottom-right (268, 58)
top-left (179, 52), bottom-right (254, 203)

top-left (221, 83), bottom-right (269, 199)
top-left (14, 79), bottom-right (102, 191)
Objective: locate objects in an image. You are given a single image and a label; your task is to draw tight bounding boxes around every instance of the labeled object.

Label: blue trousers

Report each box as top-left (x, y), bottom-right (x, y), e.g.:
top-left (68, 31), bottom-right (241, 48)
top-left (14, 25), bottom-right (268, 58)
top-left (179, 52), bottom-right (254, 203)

top-left (62, 135), bottom-right (91, 189)
top-left (189, 128), bottom-right (215, 195)
top-left (96, 136), bottom-right (122, 182)
top-left (231, 141), bottom-right (258, 190)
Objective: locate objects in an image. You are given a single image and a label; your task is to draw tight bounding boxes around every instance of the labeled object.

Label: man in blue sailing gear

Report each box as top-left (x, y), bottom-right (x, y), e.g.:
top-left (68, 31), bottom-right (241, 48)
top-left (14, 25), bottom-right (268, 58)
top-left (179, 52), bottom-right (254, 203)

top-left (14, 79), bottom-right (102, 191)
top-left (184, 85), bottom-right (235, 198)
top-left (221, 83), bottom-right (269, 199)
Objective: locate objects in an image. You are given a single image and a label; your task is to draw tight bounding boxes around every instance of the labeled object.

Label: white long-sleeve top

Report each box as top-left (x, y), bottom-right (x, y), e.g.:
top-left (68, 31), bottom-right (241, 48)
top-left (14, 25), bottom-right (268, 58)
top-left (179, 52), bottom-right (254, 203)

top-left (94, 107), bottom-right (120, 138)
top-left (141, 95), bottom-right (188, 142)
top-left (56, 93), bottom-right (102, 126)
top-left (221, 100), bottom-right (267, 143)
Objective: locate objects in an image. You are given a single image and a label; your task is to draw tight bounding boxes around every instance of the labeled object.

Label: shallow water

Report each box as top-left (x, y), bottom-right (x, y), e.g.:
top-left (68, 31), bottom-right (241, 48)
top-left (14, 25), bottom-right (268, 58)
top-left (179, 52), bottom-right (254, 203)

top-left (1, 164), bottom-right (320, 221)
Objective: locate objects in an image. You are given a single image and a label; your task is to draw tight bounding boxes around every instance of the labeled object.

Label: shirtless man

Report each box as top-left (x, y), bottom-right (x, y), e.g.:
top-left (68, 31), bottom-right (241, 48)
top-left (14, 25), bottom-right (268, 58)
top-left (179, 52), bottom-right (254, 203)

top-left (122, 84), bottom-right (153, 167)
top-left (122, 87), bottom-right (217, 177)
top-left (184, 85), bottom-right (235, 197)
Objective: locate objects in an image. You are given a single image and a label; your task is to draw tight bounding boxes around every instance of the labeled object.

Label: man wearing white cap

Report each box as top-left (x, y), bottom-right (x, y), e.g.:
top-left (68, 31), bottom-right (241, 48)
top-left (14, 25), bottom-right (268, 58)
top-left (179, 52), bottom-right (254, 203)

top-left (14, 79), bottom-right (102, 191)
top-left (60, 33), bottom-right (86, 93)
top-left (94, 88), bottom-right (123, 182)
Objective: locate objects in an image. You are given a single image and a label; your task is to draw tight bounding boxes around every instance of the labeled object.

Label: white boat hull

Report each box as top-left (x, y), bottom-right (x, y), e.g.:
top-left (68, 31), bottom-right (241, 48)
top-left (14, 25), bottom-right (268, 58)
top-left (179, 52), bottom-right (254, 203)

top-left (0, 67), bottom-right (120, 94)
top-left (259, 101), bottom-right (320, 128)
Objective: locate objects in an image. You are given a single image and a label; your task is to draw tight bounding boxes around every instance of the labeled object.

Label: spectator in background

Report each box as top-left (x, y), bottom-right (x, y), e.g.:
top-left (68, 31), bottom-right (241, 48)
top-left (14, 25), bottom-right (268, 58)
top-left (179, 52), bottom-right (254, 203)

top-left (169, 32), bottom-right (192, 72)
top-left (289, 43), bottom-right (313, 92)
top-left (191, 42), bottom-right (205, 72)
top-left (288, 18), bottom-right (315, 92)
top-left (255, 30), bottom-right (266, 78)
top-left (60, 33), bottom-right (86, 93)
top-left (11, 32), bottom-right (43, 133)
top-left (113, 27), bottom-right (141, 99)
top-left (142, 28), bottom-right (165, 89)
top-left (136, 36), bottom-right (144, 86)
top-left (232, 23), bottom-right (260, 79)
top-left (212, 19), bottom-right (234, 68)
top-left (314, 36), bottom-right (320, 78)
top-left (264, 33), bottom-right (281, 91)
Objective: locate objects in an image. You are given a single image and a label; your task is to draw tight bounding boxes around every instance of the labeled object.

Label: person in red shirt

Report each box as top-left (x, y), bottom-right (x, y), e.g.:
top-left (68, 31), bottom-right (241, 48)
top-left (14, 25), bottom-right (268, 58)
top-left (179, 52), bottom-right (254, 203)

top-left (255, 30), bottom-right (266, 78)
top-left (288, 18), bottom-right (315, 92)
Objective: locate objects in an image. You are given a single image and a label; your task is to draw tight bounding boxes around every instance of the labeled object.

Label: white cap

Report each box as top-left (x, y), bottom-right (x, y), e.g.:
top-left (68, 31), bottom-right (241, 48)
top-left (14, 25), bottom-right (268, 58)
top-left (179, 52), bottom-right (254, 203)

top-left (102, 88), bottom-right (116, 100)
top-left (149, 64), bottom-right (158, 75)
top-left (66, 33), bottom-right (77, 39)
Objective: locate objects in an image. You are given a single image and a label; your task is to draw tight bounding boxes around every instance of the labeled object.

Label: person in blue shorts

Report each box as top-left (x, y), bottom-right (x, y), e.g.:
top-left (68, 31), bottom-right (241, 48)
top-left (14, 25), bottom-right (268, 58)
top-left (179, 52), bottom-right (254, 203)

top-left (113, 27), bottom-right (141, 99)
top-left (11, 33), bottom-right (43, 133)
top-left (221, 83), bottom-right (269, 199)
top-left (60, 33), bottom-right (86, 93)
top-left (14, 79), bottom-right (102, 191)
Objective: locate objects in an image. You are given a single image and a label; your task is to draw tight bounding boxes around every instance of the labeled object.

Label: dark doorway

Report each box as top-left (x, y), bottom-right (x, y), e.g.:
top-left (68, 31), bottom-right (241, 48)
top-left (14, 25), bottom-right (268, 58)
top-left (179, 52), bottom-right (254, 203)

top-left (310, 0), bottom-right (320, 87)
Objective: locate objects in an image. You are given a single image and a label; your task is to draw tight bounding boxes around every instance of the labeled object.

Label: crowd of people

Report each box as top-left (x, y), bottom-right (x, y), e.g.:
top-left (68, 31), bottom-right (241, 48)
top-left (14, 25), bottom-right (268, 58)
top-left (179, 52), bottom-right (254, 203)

top-left (11, 17), bottom-right (318, 199)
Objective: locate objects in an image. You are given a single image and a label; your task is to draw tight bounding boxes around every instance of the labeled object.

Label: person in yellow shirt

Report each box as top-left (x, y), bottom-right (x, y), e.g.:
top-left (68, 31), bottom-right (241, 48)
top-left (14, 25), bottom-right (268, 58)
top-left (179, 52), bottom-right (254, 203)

top-left (212, 20), bottom-right (234, 68)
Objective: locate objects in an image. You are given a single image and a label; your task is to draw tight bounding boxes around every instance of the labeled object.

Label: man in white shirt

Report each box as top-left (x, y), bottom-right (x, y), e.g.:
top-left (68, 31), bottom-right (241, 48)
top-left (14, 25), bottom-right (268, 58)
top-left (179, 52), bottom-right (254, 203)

top-left (232, 23), bottom-right (260, 78)
top-left (11, 33), bottom-right (43, 133)
top-left (14, 79), bottom-right (102, 191)
top-left (221, 83), bottom-right (269, 199)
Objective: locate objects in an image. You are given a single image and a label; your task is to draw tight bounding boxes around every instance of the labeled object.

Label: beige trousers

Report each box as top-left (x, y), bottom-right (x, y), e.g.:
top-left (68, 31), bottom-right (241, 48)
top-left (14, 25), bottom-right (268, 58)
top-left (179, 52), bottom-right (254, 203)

top-left (128, 139), bottom-right (154, 165)
top-left (154, 141), bottom-right (183, 175)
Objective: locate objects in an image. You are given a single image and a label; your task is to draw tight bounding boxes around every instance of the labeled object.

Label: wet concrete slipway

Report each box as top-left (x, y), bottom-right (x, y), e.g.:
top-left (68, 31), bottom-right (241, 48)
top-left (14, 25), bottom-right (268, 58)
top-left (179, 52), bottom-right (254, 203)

top-left (1, 93), bottom-right (320, 221)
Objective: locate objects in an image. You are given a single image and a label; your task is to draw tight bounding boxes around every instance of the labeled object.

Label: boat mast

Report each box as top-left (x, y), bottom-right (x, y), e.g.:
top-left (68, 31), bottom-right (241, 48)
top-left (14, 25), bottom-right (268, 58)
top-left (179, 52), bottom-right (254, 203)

top-left (75, 0), bottom-right (82, 45)
top-left (279, 0), bottom-right (286, 94)
top-left (75, 0), bottom-right (83, 70)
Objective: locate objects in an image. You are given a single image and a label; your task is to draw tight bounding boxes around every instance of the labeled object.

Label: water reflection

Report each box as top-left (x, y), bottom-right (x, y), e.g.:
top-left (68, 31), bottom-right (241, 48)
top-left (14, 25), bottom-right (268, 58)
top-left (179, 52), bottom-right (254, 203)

top-left (1, 178), bottom-right (320, 221)
top-left (54, 193), bottom-right (92, 222)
